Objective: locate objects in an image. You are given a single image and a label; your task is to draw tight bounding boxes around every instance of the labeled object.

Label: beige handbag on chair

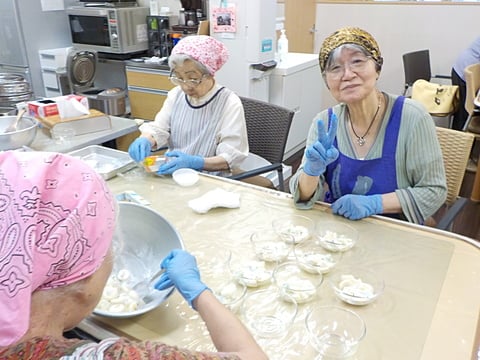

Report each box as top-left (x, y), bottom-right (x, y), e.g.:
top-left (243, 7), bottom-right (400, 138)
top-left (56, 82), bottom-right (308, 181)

top-left (411, 79), bottom-right (459, 117)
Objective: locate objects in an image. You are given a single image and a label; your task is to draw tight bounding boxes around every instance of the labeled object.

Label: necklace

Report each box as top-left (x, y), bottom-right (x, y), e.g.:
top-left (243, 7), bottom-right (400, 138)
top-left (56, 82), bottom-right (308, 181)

top-left (348, 94), bottom-right (382, 146)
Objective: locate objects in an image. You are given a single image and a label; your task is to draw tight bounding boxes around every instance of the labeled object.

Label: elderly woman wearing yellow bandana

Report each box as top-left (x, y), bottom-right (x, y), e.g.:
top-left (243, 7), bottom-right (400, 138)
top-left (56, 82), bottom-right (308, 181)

top-left (289, 27), bottom-right (447, 224)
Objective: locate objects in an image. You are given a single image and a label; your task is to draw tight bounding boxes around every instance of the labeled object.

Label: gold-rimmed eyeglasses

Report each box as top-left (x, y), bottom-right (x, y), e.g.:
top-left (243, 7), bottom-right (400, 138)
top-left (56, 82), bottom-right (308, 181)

top-left (325, 56), bottom-right (373, 79)
top-left (168, 72), bottom-right (207, 87)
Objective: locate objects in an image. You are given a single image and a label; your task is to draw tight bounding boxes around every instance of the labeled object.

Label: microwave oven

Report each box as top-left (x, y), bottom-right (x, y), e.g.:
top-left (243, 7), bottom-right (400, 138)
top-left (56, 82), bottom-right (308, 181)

top-left (66, 6), bottom-right (149, 55)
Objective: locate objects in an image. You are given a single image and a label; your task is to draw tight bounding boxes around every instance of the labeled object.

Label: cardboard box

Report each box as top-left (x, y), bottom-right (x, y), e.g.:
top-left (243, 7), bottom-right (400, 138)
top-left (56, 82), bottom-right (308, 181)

top-left (28, 95), bottom-right (89, 119)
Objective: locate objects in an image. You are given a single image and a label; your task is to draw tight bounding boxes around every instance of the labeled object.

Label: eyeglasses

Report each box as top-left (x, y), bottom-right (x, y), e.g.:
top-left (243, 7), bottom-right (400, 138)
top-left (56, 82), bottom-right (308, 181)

top-left (325, 56), bottom-right (373, 79)
top-left (169, 73), bottom-right (207, 87)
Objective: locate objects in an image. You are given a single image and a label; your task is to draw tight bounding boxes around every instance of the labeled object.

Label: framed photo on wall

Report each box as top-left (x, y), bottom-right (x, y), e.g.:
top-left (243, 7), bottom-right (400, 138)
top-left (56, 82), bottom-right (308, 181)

top-left (211, 6), bottom-right (236, 33)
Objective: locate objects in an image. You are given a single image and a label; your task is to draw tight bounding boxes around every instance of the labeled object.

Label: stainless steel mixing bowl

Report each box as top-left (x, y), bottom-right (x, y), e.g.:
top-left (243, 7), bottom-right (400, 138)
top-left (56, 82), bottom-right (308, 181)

top-left (94, 201), bottom-right (185, 318)
top-left (0, 115), bottom-right (38, 150)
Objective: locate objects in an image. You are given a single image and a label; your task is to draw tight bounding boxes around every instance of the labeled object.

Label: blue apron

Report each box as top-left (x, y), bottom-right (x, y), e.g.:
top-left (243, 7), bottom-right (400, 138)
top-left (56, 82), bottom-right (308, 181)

top-left (325, 96), bottom-right (405, 203)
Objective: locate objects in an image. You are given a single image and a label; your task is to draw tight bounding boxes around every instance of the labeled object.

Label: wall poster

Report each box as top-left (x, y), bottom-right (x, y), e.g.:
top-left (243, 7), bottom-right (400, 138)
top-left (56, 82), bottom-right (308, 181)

top-left (211, 6), bottom-right (236, 33)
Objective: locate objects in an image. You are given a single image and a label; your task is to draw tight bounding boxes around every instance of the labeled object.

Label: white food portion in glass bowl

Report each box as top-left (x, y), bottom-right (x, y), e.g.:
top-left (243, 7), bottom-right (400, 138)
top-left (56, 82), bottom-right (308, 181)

top-left (216, 283), bottom-right (237, 302)
top-left (280, 276), bottom-right (317, 303)
top-left (338, 274), bottom-right (375, 299)
top-left (319, 230), bottom-right (355, 251)
top-left (297, 252), bottom-right (337, 273)
top-left (96, 269), bottom-right (145, 313)
top-left (254, 241), bottom-right (290, 262)
top-left (233, 261), bottom-right (272, 287)
top-left (279, 225), bottom-right (310, 244)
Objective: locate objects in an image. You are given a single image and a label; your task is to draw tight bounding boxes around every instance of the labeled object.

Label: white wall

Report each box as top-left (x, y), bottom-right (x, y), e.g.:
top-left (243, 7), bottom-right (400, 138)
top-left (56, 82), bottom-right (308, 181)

top-left (138, 0), bottom-right (182, 15)
top-left (314, 3), bottom-right (479, 108)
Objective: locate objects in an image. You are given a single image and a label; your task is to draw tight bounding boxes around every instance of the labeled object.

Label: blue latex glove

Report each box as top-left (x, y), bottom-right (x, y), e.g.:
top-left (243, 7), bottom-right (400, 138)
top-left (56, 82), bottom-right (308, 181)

top-left (331, 194), bottom-right (383, 220)
top-left (157, 150), bottom-right (204, 175)
top-left (128, 137), bottom-right (152, 162)
top-left (303, 113), bottom-right (339, 177)
top-left (154, 249), bottom-right (208, 308)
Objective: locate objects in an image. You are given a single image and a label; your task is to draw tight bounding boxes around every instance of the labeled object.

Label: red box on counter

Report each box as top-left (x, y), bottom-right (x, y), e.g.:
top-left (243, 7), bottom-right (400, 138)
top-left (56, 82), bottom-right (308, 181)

top-left (28, 99), bottom-right (59, 118)
top-left (27, 95), bottom-right (89, 119)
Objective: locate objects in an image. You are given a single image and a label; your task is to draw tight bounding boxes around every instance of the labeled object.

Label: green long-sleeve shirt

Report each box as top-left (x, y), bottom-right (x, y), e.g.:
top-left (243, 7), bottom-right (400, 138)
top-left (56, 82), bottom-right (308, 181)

top-left (289, 92), bottom-right (447, 224)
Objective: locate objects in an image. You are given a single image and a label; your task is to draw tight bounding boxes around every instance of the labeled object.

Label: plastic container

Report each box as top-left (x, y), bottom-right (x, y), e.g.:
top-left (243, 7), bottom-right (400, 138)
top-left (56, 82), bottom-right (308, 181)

top-left (277, 29), bottom-right (289, 63)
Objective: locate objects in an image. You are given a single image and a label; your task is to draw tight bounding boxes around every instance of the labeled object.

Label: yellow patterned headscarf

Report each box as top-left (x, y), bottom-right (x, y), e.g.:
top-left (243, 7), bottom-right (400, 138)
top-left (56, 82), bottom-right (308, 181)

top-left (319, 27), bottom-right (382, 72)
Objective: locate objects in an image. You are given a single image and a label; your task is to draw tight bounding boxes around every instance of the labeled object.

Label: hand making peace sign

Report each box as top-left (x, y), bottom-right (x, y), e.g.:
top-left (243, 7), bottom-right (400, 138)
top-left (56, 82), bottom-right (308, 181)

top-left (303, 112), bottom-right (339, 177)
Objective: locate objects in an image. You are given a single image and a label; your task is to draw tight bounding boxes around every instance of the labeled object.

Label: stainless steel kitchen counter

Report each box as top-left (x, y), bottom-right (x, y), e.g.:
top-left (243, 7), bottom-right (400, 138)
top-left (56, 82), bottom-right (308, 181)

top-left (29, 115), bottom-right (139, 153)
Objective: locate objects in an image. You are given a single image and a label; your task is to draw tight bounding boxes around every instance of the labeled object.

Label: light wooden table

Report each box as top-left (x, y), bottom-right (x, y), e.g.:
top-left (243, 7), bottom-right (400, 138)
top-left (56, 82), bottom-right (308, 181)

top-left (79, 170), bottom-right (480, 360)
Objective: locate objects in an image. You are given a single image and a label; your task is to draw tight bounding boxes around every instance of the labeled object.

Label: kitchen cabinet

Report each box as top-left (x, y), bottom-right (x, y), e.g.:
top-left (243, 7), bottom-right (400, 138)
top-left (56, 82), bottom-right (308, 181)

top-left (117, 62), bottom-right (174, 151)
top-left (269, 53), bottom-right (322, 160)
top-left (125, 63), bottom-right (174, 120)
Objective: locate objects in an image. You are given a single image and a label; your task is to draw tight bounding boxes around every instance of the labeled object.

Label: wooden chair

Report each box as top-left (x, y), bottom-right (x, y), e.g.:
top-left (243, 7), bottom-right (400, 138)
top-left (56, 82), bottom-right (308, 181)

top-left (462, 63), bottom-right (480, 132)
top-left (462, 63), bottom-right (480, 201)
top-left (229, 96), bottom-right (294, 191)
top-left (434, 126), bottom-right (475, 230)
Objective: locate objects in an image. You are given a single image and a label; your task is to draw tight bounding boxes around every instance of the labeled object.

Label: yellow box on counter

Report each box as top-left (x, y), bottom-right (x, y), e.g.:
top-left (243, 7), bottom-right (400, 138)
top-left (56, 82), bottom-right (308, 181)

top-left (38, 109), bottom-right (112, 136)
top-left (27, 95), bottom-right (89, 119)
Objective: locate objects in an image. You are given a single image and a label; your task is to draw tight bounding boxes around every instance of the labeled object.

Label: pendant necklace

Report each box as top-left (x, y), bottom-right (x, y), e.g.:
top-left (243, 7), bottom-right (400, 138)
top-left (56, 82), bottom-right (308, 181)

top-left (348, 95), bottom-right (382, 147)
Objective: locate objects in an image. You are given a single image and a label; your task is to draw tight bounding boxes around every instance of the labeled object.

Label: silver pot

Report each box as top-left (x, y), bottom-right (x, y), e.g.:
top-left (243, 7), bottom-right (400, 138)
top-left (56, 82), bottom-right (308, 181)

top-left (81, 87), bottom-right (126, 116)
top-left (0, 107), bottom-right (16, 116)
top-left (0, 115), bottom-right (38, 150)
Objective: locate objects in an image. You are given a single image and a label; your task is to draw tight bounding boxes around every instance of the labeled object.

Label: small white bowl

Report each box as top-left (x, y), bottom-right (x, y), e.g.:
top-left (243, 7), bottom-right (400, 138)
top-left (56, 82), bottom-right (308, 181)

top-left (172, 168), bottom-right (199, 186)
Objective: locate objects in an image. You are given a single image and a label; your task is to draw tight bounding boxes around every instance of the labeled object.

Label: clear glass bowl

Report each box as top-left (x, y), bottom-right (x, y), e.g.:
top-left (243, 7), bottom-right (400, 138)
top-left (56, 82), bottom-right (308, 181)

top-left (142, 155), bottom-right (166, 173)
top-left (293, 238), bottom-right (342, 274)
top-left (250, 228), bottom-right (293, 262)
top-left (242, 288), bottom-right (298, 339)
top-left (273, 261), bottom-right (323, 304)
top-left (230, 258), bottom-right (274, 288)
top-left (272, 214), bottom-right (315, 244)
top-left (317, 221), bottom-right (359, 252)
top-left (305, 305), bottom-right (366, 358)
top-left (211, 279), bottom-right (247, 313)
top-left (329, 266), bottom-right (385, 306)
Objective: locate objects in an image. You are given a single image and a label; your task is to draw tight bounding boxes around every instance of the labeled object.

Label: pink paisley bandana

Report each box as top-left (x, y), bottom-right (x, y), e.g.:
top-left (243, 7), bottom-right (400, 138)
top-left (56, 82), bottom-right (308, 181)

top-left (171, 35), bottom-right (229, 75)
top-left (0, 151), bottom-right (116, 346)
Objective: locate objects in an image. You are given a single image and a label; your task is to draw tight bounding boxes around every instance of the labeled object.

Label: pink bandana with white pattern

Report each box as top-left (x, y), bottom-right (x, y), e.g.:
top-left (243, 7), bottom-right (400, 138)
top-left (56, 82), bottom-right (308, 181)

top-left (171, 35), bottom-right (229, 75)
top-left (0, 151), bottom-right (116, 346)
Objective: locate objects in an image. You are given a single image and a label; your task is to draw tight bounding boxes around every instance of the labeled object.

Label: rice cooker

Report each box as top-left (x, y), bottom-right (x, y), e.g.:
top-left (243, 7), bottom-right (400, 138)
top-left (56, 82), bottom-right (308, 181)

top-left (67, 50), bottom-right (126, 116)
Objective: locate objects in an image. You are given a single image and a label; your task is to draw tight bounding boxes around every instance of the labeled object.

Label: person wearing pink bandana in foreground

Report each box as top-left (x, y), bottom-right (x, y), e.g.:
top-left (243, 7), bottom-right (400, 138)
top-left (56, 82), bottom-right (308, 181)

top-left (0, 151), bottom-right (116, 347)
top-left (128, 35), bottom-right (248, 177)
top-left (0, 151), bottom-right (267, 360)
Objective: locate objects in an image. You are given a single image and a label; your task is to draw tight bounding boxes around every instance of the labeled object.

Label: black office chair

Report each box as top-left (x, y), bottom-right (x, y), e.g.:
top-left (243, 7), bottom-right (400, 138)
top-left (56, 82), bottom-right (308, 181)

top-left (403, 49), bottom-right (455, 127)
top-left (402, 49), bottom-right (451, 97)
top-left (229, 96), bottom-right (294, 191)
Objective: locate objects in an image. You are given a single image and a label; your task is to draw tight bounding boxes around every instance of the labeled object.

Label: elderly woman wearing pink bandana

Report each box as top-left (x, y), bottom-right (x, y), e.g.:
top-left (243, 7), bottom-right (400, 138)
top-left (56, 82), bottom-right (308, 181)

top-left (128, 35), bottom-right (248, 176)
top-left (0, 151), bottom-right (267, 359)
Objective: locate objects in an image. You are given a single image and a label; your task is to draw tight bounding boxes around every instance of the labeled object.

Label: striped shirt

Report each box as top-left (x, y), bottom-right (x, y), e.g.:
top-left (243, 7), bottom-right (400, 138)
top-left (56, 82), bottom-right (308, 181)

top-left (289, 92), bottom-right (447, 224)
top-left (139, 84), bottom-right (248, 174)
